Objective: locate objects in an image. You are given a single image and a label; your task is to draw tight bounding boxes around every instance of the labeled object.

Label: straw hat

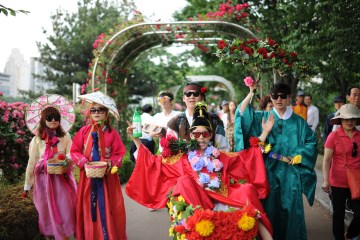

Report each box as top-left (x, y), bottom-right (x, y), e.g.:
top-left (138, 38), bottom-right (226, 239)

top-left (330, 104), bottom-right (360, 125)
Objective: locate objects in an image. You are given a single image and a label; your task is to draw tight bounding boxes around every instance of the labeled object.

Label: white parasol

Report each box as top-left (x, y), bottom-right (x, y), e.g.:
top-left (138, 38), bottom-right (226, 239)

top-left (77, 91), bottom-right (120, 121)
top-left (25, 94), bottom-right (76, 135)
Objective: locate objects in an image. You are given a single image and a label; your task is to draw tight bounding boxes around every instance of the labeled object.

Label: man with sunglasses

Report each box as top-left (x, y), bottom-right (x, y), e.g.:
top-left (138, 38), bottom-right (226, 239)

top-left (234, 82), bottom-right (318, 240)
top-left (167, 82), bottom-right (229, 151)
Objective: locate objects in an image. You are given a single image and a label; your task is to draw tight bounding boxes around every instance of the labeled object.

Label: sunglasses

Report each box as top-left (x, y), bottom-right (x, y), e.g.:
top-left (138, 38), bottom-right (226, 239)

top-left (90, 107), bottom-right (106, 114)
top-left (276, 119), bottom-right (283, 134)
top-left (158, 96), bottom-right (171, 102)
top-left (45, 114), bottom-right (60, 122)
top-left (271, 93), bottom-right (288, 100)
top-left (192, 131), bottom-right (210, 138)
top-left (184, 91), bottom-right (200, 97)
top-left (352, 142), bottom-right (358, 157)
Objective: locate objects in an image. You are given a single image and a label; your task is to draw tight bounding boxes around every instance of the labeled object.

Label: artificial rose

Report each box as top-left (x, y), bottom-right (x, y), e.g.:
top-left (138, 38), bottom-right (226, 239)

top-left (243, 76), bottom-right (254, 86)
top-left (57, 154), bottom-right (66, 160)
top-left (160, 137), bottom-right (170, 148)
top-left (161, 148), bottom-right (172, 158)
top-left (200, 87), bottom-right (208, 94)
top-left (249, 137), bottom-right (259, 147)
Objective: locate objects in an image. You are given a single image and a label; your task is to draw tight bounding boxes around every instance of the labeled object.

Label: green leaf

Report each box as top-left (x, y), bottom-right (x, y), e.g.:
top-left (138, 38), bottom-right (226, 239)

top-left (2, 9), bottom-right (8, 16)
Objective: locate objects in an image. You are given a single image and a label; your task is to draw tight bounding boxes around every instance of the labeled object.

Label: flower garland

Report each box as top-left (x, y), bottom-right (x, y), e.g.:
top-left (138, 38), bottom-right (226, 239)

top-left (188, 145), bottom-right (223, 190)
top-left (168, 194), bottom-right (261, 240)
top-left (249, 137), bottom-right (271, 154)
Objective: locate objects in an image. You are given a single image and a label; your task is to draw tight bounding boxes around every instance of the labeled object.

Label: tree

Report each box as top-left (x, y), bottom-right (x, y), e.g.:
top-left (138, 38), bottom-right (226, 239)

top-left (37, 0), bottom-right (135, 98)
top-left (0, 4), bottom-right (29, 16)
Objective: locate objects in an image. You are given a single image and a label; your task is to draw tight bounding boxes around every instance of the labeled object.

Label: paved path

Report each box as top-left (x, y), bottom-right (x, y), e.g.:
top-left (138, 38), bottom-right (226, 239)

top-left (123, 154), bottom-right (339, 239)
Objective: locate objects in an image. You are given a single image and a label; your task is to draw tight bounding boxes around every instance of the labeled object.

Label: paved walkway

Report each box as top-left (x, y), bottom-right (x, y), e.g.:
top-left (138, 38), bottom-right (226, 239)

top-left (122, 154), bottom-right (349, 239)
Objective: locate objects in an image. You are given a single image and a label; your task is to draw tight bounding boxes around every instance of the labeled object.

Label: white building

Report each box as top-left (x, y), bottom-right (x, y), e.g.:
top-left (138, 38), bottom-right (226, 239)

top-left (4, 48), bottom-right (30, 97)
top-left (29, 57), bottom-right (54, 94)
top-left (0, 73), bottom-right (11, 96)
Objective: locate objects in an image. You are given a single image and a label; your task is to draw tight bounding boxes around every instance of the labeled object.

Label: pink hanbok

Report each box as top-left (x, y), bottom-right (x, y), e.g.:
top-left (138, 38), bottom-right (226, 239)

top-left (24, 133), bottom-right (77, 239)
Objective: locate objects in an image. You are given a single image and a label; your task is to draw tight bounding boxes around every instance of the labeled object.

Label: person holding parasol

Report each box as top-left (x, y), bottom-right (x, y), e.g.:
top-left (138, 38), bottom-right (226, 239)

top-left (70, 91), bottom-right (127, 240)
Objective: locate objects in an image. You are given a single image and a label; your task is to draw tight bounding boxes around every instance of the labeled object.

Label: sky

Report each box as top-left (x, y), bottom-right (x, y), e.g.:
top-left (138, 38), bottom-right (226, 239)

top-left (0, 0), bottom-right (187, 71)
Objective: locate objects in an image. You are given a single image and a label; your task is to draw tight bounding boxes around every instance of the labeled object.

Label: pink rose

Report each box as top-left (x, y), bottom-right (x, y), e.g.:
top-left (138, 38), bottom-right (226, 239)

top-left (244, 76), bottom-right (254, 86)
top-left (212, 148), bottom-right (220, 158)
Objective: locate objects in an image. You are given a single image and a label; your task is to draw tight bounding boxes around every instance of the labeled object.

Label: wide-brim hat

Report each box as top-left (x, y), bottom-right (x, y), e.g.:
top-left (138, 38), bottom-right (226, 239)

top-left (77, 91), bottom-right (120, 121)
top-left (330, 104), bottom-right (360, 125)
top-left (26, 94), bottom-right (75, 135)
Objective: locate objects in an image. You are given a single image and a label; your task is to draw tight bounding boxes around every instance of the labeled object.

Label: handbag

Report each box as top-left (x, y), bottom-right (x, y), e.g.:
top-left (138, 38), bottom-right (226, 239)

top-left (336, 131), bottom-right (360, 200)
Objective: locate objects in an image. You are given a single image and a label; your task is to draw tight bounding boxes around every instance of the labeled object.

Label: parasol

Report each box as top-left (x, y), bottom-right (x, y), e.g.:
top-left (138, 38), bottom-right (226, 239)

top-left (25, 94), bottom-right (76, 135)
top-left (77, 91), bottom-right (120, 121)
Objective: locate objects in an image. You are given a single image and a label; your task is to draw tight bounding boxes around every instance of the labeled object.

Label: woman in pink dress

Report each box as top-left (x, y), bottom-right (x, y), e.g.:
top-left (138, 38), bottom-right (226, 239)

top-left (23, 105), bottom-right (77, 240)
top-left (70, 95), bottom-right (127, 240)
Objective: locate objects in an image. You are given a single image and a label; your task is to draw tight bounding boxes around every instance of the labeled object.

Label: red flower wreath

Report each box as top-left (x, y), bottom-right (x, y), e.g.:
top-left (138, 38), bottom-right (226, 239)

top-left (200, 87), bottom-right (208, 94)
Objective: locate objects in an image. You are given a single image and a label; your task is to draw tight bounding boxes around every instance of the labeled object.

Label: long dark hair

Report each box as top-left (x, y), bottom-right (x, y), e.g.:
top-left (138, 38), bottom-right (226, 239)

top-left (38, 106), bottom-right (65, 139)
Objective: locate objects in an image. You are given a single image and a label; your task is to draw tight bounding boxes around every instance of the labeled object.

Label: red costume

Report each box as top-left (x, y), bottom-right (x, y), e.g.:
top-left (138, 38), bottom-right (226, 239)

top-left (71, 125), bottom-right (127, 240)
top-left (125, 144), bottom-right (272, 234)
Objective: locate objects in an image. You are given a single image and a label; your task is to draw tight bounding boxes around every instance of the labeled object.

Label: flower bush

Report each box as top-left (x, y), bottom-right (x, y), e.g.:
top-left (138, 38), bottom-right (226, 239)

top-left (215, 37), bottom-right (312, 81)
top-left (168, 194), bottom-right (261, 240)
top-left (0, 99), bottom-right (33, 183)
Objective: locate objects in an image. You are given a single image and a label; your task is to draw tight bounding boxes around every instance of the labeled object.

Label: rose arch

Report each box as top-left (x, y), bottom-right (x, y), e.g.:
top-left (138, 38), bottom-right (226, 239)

top-left (89, 20), bottom-right (257, 93)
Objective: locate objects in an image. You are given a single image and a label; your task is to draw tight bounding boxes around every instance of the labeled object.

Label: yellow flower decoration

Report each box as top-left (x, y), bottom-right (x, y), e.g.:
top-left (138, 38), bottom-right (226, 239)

top-left (195, 219), bottom-right (215, 237)
top-left (178, 211), bottom-right (183, 220)
top-left (237, 213), bottom-right (256, 231)
top-left (169, 227), bottom-right (174, 236)
top-left (179, 234), bottom-right (186, 240)
top-left (292, 155), bottom-right (302, 165)
top-left (110, 166), bottom-right (118, 174)
top-left (178, 195), bottom-right (186, 202)
top-left (264, 144), bottom-right (272, 153)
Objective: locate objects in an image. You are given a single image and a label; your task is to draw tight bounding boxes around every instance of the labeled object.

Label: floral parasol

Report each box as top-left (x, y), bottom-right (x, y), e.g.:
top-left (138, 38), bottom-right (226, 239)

top-left (25, 94), bottom-right (75, 135)
top-left (77, 91), bottom-right (120, 121)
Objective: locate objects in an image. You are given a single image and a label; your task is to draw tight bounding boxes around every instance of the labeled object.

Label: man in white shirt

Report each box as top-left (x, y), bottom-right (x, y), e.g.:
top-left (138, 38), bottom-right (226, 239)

top-left (152, 91), bottom-right (180, 132)
top-left (167, 82), bottom-right (229, 151)
top-left (304, 94), bottom-right (319, 132)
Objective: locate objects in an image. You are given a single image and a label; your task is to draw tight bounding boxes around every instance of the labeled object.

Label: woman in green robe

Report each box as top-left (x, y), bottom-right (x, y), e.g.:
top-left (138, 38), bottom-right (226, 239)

top-left (234, 82), bottom-right (318, 240)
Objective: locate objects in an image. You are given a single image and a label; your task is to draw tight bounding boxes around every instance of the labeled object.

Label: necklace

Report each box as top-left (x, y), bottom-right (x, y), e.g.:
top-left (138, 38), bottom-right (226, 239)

top-left (188, 145), bottom-right (223, 190)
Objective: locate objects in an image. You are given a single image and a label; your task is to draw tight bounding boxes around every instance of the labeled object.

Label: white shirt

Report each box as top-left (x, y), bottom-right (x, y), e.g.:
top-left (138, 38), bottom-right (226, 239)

top-left (153, 110), bottom-right (180, 128)
top-left (221, 113), bottom-right (228, 131)
top-left (306, 104), bottom-right (319, 132)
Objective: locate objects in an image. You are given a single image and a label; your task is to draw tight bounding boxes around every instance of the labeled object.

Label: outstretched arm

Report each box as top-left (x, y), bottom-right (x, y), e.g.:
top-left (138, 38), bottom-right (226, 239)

top-left (240, 81), bottom-right (257, 114)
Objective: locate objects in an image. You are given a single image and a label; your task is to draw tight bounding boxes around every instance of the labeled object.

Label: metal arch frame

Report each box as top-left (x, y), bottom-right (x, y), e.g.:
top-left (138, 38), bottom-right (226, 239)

top-left (91, 20), bottom-right (257, 92)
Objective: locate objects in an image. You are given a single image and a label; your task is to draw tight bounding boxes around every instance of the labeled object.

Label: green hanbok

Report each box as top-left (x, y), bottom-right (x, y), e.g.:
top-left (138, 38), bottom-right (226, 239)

top-left (234, 104), bottom-right (318, 240)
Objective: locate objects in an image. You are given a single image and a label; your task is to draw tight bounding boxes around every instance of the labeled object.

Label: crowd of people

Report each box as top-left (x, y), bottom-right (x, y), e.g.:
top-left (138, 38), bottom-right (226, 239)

top-left (21, 82), bottom-right (360, 240)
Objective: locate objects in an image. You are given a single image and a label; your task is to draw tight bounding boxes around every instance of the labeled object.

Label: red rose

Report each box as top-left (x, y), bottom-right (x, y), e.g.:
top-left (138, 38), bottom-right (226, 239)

top-left (217, 40), bottom-right (228, 49)
top-left (161, 148), bottom-right (172, 157)
top-left (249, 137), bottom-right (259, 147)
top-left (200, 87), bottom-right (207, 94)
top-left (57, 154), bottom-right (66, 160)
top-left (160, 138), bottom-right (170, 148)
